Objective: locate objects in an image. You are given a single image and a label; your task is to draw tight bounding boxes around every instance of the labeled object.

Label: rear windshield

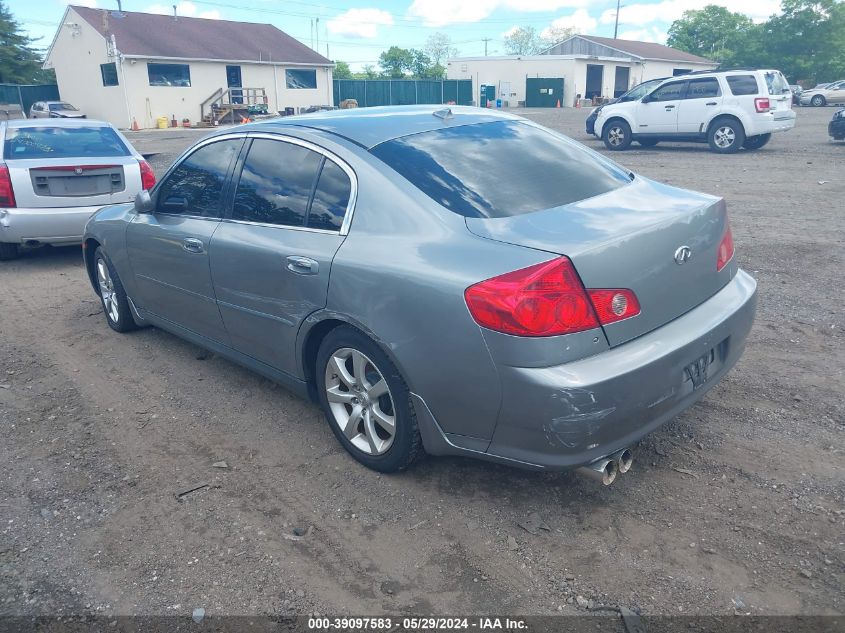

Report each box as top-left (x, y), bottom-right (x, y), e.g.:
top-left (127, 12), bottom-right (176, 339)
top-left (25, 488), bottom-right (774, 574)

top-left (3, 126), bottom-right (130, 160)
top-left (764, 71), bottom-right (790, 96)
top-left (49, 102), bottom-right (78, 111)
top-left (370, 120), bottom-right (631, 218)
top-left (726, 75), bottom-right (759, 96)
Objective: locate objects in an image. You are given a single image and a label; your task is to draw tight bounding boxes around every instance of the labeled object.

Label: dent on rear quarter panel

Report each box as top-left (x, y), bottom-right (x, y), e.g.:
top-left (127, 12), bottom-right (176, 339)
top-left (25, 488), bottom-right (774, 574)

top-left (84, 203), bottom-right (136, 295)
top-left (324, 150), bottom-right (553, 441)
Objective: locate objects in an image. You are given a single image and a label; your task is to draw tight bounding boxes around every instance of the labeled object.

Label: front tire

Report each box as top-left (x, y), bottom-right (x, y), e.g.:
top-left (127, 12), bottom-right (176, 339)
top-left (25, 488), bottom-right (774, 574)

top-left (811, 95), bottom-right (826, 107)
top-left (708, 118), bottom-right (745, 154)
top-left (602, 119), bottom-right (632, 151)
top-left (742, 133), bottom-right (771, 150)
top-left (94, 247), bottom-right (137, 333)
top-left (0, 243), bottom-right (19, 261)
top-left (316, 326), bottom-right (422, 473)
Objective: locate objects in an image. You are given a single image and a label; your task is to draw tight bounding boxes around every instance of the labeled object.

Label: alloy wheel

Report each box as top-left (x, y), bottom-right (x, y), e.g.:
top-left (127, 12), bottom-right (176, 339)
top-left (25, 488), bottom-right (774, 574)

top-left (324, 347), bottom-right (396, 456)
top-left (713, 126), bottom-right (736, 149)
top-left (97, 258), bottom-right (120, 324)
top-left (608, 126), bottom-right (626, 147)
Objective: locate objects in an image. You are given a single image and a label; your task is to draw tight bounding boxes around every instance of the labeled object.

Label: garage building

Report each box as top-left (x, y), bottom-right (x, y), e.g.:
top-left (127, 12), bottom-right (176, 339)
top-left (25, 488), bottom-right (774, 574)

top-left (446, 35), bottom-right (716, 108)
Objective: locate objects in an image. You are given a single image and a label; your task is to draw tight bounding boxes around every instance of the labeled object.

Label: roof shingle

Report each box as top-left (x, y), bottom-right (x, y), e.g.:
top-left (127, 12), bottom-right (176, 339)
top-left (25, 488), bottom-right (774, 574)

top-left (71, 5), bottom-right (331, 66)
top-left (577, 35), bottom-right (713, 64)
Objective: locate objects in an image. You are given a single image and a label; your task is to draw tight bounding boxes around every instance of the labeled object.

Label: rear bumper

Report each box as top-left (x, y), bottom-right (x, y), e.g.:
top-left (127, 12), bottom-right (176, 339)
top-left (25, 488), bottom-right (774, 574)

top-left (747, 110), bottom-right (796, 136)
top-left (829, 117), bottom-right (845, 138)
top-left (482, 269), bottom-right (757, 470)
top-left (0, 205), bottom-right (104, 245)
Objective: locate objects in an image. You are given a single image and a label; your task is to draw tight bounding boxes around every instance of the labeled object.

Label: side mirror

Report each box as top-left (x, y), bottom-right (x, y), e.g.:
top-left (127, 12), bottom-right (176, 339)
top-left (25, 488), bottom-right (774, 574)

top-left (135, 189), bottom-right (153, 214)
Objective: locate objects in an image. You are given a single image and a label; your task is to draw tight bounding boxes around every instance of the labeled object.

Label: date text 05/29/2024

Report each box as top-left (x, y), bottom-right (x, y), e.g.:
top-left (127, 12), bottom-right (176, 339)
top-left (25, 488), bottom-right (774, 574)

top-left (307, 617), bottom-right (528, 631)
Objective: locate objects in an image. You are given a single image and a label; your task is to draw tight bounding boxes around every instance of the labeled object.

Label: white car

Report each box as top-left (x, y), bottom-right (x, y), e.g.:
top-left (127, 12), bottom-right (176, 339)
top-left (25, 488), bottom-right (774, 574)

top-left (799, 80), bottom-right (845, 107)
top-left (0, 118), bottom-right (155, 260)
top-left (594, 69), bottom-right (796, 154)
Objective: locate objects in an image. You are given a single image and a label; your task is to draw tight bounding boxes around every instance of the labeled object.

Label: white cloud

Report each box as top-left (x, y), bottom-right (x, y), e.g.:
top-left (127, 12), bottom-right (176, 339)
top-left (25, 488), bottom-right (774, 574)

top-left (599, 0), bottom-right (780, 27)
top-left (63, 0), bottom-right (97, 7)
top-left (616, 26), bottom-right (668, 43)
top-left (408, 0), bottom-right (589, 27)
top-left (146, 1), bottom-right (221, 19)
top-left (327, 8), bottom-right (394, 39)
top-left (540, 8), bottom-right (597, 37)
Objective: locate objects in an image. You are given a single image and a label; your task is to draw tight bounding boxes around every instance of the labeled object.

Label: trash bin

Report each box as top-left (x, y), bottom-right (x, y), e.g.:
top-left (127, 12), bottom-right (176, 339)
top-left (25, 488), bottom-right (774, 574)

top-left (156, 116), bottom-right (168, 129)
top-left (496, 99), bottom-right (502, 108)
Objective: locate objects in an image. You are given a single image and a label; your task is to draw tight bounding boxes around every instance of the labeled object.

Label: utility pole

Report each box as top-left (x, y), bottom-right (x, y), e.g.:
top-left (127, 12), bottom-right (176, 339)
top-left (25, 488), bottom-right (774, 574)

top-left (482, 38), bottom-right (492, 56)
top-left (614, 0), bottom-right (621, 39)
top-left (316, 17), bottom-right (320, 53)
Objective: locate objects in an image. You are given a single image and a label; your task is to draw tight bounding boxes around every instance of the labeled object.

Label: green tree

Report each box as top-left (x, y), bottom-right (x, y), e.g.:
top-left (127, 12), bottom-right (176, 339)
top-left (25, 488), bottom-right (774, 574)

top-left (0, 1), bottom-right (54, 83)
top-left (667, 5), bottom-right (755, 66)
top-left (541, 25), bottom-right (576, 49)
top-left (378, 46), bottom-right (414, 78)
top-left (333, 61), bottom-right (352, 79)
top-left (503, 26), bottom-right (543, 55)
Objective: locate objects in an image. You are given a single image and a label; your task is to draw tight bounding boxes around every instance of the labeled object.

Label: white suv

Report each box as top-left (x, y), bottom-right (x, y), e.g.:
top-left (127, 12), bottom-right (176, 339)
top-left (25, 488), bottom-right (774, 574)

top-left (594, 69), bottom-right (796, 153)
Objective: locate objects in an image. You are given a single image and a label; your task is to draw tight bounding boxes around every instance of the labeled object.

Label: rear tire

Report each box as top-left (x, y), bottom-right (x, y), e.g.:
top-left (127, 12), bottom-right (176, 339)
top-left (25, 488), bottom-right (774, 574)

top-left (0, 243), bottom-right (19, 261)
top-left (708, 117), bottom-right (745, 154)
top-left (602, 119), bottom-right (632, 151)
top-left (94, 247), bottom-right (137, 333)
top-left (316, 326), bottom-right (422, 473)
top-left (742, 133), bottom-right (771, 150)
top-left (811, 95), bottom-right (826, 107)
top-left (637, 138), bottom-right (659, 147)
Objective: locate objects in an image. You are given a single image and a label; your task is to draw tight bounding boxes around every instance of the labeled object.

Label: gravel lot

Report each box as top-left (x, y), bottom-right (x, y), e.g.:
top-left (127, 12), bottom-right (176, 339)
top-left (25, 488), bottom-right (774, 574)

top-left (1, 107), bottom-right (842, 621)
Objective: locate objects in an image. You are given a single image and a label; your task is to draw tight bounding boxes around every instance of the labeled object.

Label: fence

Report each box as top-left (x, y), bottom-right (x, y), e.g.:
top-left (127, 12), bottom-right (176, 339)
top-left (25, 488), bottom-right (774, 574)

top-left (333, 79), bottom-right (473, 108)
top-left (0, 83), bottom-right (60, 116)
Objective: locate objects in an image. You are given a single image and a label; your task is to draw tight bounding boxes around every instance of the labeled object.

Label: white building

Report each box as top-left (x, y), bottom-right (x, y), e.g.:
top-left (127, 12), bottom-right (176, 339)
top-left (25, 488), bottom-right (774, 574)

top-left (447, 35), bottom-right (717, 108)
top-left (44, 6), bottom-right (334, 129)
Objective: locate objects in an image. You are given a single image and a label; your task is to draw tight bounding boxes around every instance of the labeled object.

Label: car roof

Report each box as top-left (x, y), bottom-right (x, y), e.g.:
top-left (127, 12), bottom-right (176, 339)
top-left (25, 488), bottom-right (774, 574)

top-left (237, 105), bottom-right (523, 149)
top-left (3, 118), bottom-right (111, 129)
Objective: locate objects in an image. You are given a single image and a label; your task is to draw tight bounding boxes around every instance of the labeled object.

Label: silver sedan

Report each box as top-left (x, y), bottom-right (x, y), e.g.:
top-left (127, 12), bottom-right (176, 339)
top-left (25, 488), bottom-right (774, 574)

top-left (82, 106), bottom-right (757, 482)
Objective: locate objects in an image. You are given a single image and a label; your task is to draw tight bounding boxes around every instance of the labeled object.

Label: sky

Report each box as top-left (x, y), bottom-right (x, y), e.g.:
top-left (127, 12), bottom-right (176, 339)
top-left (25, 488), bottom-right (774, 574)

top-left (12, 0), bottom-right (783, 70)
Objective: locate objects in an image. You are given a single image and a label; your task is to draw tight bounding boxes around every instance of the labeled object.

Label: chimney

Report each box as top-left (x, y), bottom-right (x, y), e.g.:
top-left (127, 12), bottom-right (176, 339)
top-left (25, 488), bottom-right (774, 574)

top-left (173, 4), bottom-right (177, 19)
top-left (102, 9), bottom-right (109, 32)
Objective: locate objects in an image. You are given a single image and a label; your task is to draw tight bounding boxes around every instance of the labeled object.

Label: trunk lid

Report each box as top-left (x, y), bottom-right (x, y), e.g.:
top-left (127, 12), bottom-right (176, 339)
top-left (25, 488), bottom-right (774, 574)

top-left (465, 176), bottom-right (733, 346)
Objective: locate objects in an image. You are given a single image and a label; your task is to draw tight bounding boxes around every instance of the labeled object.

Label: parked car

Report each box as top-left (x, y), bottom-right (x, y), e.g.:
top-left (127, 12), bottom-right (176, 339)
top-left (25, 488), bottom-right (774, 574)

top-left (800, 80), bottom-right (845, 106)
top-left (0, 118), bottom-right (156, 260)
top-left (830, 108), bottom-right (845, 140)
top-left (82, 106), bottom-right (757, 482)
top-left (789, 84), bottom-right (802, 105)
top-left (29, 101), bottom-right (86, 119)
top-left (594, 69), bottom-right (795, 153)
top-left (585, 77), bottom-right (667, 137)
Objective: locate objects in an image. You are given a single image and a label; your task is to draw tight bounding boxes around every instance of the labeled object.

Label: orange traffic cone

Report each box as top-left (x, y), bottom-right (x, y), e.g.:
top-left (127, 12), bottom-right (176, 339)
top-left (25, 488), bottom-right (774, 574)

top-left (131, 117), bottom-right (140, 131)
top-left (556, 99), bottom-right (561, 108)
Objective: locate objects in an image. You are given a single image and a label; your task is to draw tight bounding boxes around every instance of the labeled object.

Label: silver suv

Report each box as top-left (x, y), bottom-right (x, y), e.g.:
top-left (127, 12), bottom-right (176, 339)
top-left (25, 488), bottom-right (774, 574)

top-left (594, 69), bottom-right (796, 153)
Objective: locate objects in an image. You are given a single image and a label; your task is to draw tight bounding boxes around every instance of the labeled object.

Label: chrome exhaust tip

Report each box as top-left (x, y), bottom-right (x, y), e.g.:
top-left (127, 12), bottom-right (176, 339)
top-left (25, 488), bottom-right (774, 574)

top-left (613, 448), bottom-right (634, 474)
top-left (576, 458), bottom-right (618, 486)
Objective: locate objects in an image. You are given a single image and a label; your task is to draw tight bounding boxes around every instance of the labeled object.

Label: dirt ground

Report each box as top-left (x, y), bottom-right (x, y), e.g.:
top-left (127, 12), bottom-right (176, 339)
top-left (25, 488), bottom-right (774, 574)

top-left (1, 107), bottom-right (843, 621)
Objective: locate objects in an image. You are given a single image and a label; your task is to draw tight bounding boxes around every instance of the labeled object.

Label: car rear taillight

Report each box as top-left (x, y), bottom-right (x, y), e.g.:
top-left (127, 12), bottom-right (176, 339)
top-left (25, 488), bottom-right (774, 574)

top-left (755, 97), bottom-right (770, 113)
top-left (588, 289), bottom-right (641, 325)
top-left (465, 257), bottom-right (643, 337)
top-left (0, 164), bottom-right (16, 208)
top-left (716, 223), bottom-right (735, 271)
top-left (138, 159), bottom-right (156, 190)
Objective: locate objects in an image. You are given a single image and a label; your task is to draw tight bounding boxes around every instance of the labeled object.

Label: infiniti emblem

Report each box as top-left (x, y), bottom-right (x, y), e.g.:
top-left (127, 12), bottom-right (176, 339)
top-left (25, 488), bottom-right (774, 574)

top-left (674, 245), bottom-right (692, 265)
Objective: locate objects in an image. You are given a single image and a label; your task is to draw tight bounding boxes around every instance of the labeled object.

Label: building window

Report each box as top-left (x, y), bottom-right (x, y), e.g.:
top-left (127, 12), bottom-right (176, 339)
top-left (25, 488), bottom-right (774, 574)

top-left (100, 62), bottom-right (119, 87)
top-left (148, 63), bottom-right (191, 87)
top-left (286, 69), bottom-right (317, 89)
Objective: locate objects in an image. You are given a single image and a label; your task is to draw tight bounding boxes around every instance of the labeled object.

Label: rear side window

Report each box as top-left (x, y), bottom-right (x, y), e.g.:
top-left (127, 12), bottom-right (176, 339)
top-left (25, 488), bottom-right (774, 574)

top-left (3, 126), bottom-right (129, 159)
top-left (370, 120), bottom-right (630, 219)
top-left (232, 139), bottom-right (322, 227)
top-left (686, 78), bottom-right (720, 99)
top-left (727, 75), bottom-right (759, 96)
top-left (307, 160), bottom-right (352, 231)
top-left (156, 139), bottom-right (242, 218)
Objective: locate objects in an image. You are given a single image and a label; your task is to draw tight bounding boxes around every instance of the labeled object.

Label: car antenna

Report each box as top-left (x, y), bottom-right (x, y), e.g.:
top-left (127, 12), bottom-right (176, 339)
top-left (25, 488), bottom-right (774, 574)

top-left (432, 107), bottom-right (453, 120)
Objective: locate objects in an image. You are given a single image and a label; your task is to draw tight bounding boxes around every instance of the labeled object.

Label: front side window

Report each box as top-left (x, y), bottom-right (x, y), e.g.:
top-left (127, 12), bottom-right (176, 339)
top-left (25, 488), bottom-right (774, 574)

top-left (3, 126), bottom-right (128, 159)
top-left (307, 160), bottom-right (352, 231)
top-left (621, 79), bottom-right (663, 102)
top-left (148, 63), bottom-right (191, 87)
top-left (685, 78), bottom-right (720, 99)
top-left (232, 139), bottom-right (322, 227)
top-left (726, 75), bottom-right (759, 96)
top-left (286, 69), bottom-right (317, 89)
top-left (156, 139), bottom-right (242, 218)
top-left (650, 81), bottom-right (686, 102)
top-left (370, 120), bottom-right (630, 219)
top-left (101, 62), bottom-right (119, 87)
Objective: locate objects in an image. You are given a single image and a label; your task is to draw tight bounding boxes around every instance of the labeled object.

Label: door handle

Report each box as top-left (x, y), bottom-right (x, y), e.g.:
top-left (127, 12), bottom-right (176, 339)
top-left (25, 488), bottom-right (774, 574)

top-left (182, 237), bottom-right (204, 254)
top-left (705, 102), bottom-right (717, 106)
top-left (286, 255), bottom-right (319, 275)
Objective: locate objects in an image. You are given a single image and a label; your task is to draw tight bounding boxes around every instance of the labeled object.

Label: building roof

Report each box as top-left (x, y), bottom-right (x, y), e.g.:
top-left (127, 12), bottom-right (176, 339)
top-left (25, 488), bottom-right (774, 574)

top-left (69, 5), bottom-right (331, 66)
top-left (544, 34), bottom-right (714, 64)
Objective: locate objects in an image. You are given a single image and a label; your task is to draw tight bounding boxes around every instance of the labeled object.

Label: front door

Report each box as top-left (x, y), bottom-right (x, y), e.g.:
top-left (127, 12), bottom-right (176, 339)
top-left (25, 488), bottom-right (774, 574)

top-left (209, 135), bottom-right (353, 376)
top-left (226, 65), bottom-right (243, 104)
top-left (126, 137), bottom-right (244, 344)
top-left (676, 77), bottom-right (722, 134)
top-left (635, 79), bottom-right (687, 135)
